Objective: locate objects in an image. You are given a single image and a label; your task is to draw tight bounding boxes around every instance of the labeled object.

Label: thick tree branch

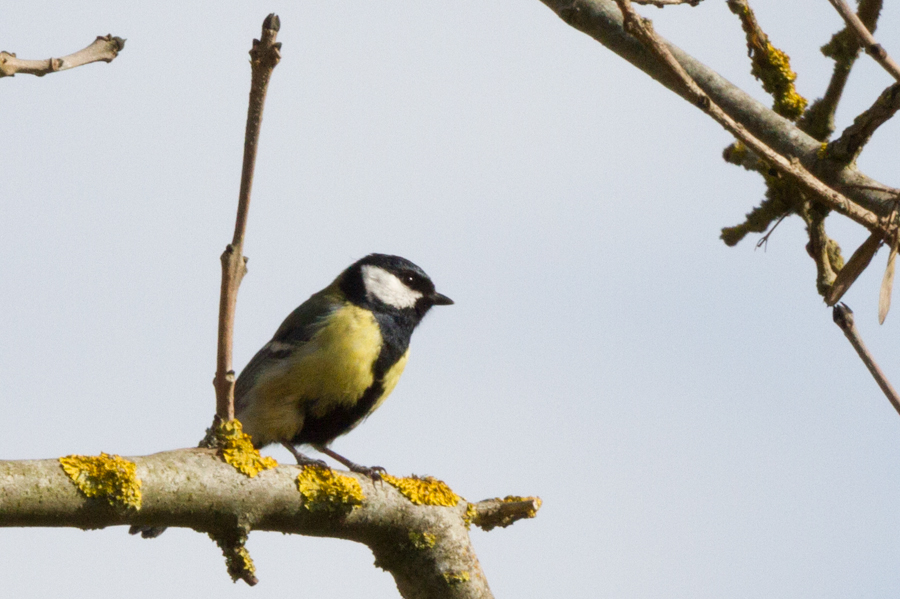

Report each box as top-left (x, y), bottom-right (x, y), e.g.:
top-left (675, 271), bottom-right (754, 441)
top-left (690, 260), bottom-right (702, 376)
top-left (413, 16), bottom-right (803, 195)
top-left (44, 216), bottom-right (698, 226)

top-left (0, 35), bottom-right (125, 78)
top-left (0, 450), bottom-right (539, 598)
top-left (214, 15), bottom-right (282, 423)
top-left (596, 0), bottom-right (882, 237)
top-left (538, 0), bottom-right (897, 218)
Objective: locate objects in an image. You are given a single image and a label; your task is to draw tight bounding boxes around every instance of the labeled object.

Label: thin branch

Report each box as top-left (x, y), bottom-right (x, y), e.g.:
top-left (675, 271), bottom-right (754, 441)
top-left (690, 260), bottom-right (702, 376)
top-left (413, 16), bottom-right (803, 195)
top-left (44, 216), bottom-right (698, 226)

top-left (0, 35), bottom-right (125, 78)
top-left (800, 0), bottom-right (883, 141)
top-left (727, 0), bottom-right (807, 121)
top-left (470, 497), bottom-right (543, 531)
top-left (540, 0), bottom-right (896, 219)
top-left (832, 304), bottom-right (900, 416)
top-left (633, 0), bottom-right (704, 5)
top-left (0, 450), bottom-right (531, 598)
top-left (214, 15), bottom-right (282, 423)
top-left (805, 206), bottom-right (840, 296)
top-left (827, 82), bottom-right (900, 164)
top-left (604, 0), bottom-right (883, 234)
top-left (826, 0), bottom-right (900, 83)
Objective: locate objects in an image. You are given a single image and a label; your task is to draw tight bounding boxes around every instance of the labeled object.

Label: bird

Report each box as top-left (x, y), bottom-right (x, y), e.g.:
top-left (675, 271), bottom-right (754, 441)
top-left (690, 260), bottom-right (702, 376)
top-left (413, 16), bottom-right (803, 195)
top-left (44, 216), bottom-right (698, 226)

top-left (234, 252), bottom-right (453, 477)
top-left (129, 253), bottom-right (451, 539)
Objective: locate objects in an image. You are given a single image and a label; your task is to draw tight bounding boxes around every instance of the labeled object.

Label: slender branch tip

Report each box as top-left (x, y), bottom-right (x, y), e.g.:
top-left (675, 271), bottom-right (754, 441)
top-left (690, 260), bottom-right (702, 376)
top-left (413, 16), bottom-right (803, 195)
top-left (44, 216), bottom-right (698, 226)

top-left (263, 13), bottom-right (281, 32)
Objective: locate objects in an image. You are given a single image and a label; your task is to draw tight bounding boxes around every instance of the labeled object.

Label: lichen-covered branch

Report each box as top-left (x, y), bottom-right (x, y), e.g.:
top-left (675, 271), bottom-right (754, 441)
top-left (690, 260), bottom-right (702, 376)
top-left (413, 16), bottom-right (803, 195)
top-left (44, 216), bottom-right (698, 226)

top-left (804, 204), bottom-right (843, 296)
top-left (719, 157), bottom-right (796, 247)
top-left (727, 0), bottom-right (807, 120)
top-left (826, 82), bottom-right (900, 165)
top-left (594, 0), bottom-right (884, 239)
top-left (800, 0), bottom-right (883, 141)
top-left (0, 35), bottom-right (125, 79)
top-left (469, 497), bottom-right (543, 531)
top-left (0, 449), bottom-right (539, 598)
top-left (538, 0), bottom-right (896, 219)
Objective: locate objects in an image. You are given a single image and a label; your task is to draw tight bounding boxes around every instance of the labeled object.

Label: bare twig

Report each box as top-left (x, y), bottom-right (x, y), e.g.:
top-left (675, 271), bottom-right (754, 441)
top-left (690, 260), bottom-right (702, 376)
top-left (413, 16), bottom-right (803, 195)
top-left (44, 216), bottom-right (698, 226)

top-left (832, 304), bottom-right (900, 416)
top-left (634, 0), bottom-right (703, 5)
top-left (606, 0), bottom-right (883, 234)
top-left (214, 14), bottom-right (282, 423)
top-left (827, 82), bottom-right (900, 164)
top-left (826, 0), bottom-right (900, 83)
top-left (0, 35), bottom-right (125, 78)
top-left (754, 213), bottom-right (790, 250)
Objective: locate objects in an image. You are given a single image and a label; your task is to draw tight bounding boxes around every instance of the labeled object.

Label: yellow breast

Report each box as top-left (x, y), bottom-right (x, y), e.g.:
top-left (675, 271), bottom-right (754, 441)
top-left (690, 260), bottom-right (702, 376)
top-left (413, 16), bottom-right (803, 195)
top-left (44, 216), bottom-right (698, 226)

top-left (241, 303), bottom-right (410, 444)
top-left (286, 304), bottom-right (382, 414)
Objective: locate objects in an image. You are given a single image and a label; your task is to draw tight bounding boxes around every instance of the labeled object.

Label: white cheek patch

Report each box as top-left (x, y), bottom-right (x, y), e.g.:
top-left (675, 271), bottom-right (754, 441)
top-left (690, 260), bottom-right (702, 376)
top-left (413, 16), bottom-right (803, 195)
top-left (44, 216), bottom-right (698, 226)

top-left (361, 265), bottom-right (423, 309)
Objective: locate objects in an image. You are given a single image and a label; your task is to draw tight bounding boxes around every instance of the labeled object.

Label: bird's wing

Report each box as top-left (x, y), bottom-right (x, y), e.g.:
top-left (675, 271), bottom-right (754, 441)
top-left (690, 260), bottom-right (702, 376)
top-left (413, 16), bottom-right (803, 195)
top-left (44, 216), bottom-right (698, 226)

top-left (234, 287), bottom-right (341, 410)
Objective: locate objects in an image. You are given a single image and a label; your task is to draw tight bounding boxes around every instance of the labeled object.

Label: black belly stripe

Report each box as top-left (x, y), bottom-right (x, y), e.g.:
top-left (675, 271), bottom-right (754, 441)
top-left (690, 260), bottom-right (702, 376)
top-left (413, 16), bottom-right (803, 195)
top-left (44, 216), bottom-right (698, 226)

top-left (292, 381), bottom-right (385, 446)
top-left (291, 307), bottom-right (418, 447)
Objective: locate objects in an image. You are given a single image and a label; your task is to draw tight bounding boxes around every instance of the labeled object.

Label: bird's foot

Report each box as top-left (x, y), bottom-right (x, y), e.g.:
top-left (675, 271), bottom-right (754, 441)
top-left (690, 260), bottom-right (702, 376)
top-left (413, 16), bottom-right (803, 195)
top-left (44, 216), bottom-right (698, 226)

top-left (315, 445), bottom-right (386, 481)
top-left (297, 455), bottom-right (330, 470)
top-left (281, 441), bottom-right (330, 469)
top-left (347, 463), bottom-right (386, 481)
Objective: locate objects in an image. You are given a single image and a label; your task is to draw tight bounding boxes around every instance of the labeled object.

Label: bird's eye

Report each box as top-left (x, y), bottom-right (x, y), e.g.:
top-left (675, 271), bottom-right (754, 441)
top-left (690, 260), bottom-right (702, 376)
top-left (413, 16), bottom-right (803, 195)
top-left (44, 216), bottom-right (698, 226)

top-left (404, 274), bottom-right (416, 284)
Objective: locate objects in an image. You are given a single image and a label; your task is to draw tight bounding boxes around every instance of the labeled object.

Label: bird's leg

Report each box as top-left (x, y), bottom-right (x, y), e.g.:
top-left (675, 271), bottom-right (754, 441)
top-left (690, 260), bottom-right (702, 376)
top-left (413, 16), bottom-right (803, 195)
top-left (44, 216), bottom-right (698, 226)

top-left (281, 441), bottom-right (329, 469)
top-left (316, 445), bottom-right (385, 481)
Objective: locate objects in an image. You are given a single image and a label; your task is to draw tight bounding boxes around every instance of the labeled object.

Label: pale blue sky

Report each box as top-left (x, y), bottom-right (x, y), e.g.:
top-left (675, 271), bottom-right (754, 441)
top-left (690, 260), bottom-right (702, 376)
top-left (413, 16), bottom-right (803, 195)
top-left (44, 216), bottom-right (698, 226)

top-left (3, 1), bottom-right (900, 597)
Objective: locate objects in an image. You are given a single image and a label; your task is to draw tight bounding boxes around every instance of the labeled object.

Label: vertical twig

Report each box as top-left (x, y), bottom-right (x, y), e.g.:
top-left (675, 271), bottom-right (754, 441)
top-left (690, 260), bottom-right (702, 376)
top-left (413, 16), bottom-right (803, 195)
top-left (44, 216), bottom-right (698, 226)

top-left (214, 14), bottom-right (282, 423)
top-left (832, 303), bottom-right (900, 416)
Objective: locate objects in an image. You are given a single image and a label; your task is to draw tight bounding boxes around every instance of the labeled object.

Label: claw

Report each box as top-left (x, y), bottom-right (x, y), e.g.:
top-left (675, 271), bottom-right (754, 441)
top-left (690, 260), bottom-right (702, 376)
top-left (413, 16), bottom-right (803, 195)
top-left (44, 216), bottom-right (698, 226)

top-left (348, 464), bottom-right (385, 481)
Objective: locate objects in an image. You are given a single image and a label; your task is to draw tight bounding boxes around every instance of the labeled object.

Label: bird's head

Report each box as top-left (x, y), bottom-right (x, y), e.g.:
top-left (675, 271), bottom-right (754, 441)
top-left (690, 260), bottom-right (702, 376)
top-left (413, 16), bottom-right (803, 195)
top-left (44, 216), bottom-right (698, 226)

top-left (339, 253), bottom-right (453, 320)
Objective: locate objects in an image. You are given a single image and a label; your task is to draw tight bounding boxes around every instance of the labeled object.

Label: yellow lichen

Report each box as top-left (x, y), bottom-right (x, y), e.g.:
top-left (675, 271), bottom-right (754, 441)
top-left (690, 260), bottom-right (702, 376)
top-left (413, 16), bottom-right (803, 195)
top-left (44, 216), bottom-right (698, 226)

top-left (500, 495), bottom-right (542, 518)
top-left (723, 140), bottom-right (748, 166)
top-left (817, 142), bottom-right (829, 159)
top-left (730, 0), bottom-right (807, 120)
top-left (407, 530), bottom-right (437, 550)
top-left (760, 42), bottom-right (807, 120)
top-left (59, 452), bottom-right (142, 510)
top-left (296, 465), bottom-right (364, 512)
top-left (463, 502), bottom-right (478, 529)
top-left (224, 544), bottom-right (256, 582)
top-left (443, 571), bottom-right (470, 585)
top-left (216, 419), bottom-right (277, 477)
top-left (382, 474), bottom-right (460, 507)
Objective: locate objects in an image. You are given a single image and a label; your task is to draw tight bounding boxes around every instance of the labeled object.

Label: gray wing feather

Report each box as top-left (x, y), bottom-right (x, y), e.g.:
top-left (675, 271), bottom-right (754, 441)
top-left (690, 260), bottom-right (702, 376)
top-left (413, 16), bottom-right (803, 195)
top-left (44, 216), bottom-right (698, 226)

top-left (234, 288), bottom-right (341, 411)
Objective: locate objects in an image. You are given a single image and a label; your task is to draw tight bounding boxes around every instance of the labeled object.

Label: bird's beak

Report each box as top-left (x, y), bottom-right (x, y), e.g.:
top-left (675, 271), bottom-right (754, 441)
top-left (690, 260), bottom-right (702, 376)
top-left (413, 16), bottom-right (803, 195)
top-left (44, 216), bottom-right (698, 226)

top-left (430, 292), bottom-right (454, 306)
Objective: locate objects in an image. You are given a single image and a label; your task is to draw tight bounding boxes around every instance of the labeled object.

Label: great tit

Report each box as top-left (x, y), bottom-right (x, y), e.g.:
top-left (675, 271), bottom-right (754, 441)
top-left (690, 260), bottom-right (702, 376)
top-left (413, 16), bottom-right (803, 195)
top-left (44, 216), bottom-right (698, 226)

top-left (130, 254), bottom-right (449, 538)
top-left (234, 253), bottom-right (453, 476)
